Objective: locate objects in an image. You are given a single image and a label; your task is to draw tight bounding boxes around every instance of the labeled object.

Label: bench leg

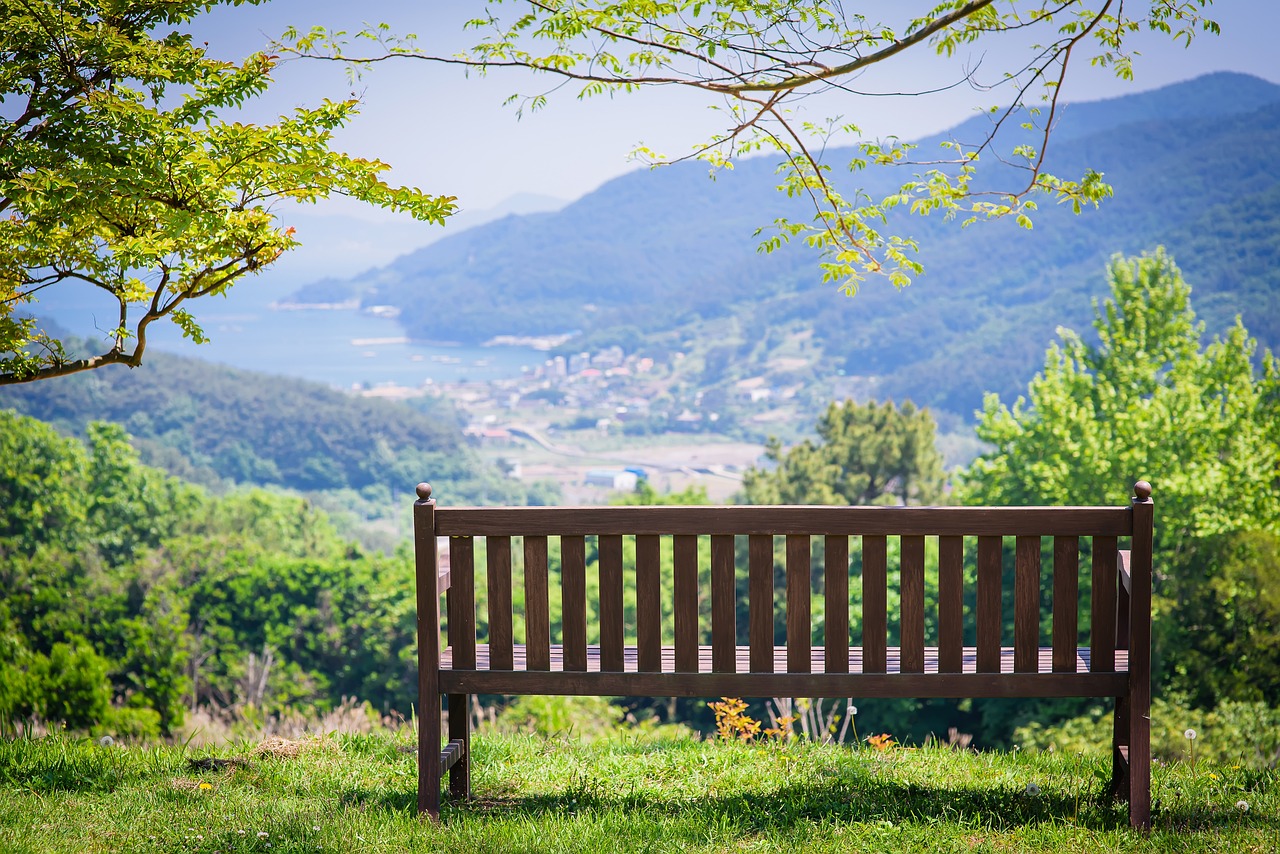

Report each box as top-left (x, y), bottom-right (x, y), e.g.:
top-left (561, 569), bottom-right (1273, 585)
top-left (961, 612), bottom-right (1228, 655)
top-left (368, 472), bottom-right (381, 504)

top-left (1128, 681), bottom-right (1152, 829)
top-left (448, 693), bottom-right (471, 801)
top-left (420, 690), bottom-right (442, 820)
top-left (1109, 694), bottom-right (1130, 802)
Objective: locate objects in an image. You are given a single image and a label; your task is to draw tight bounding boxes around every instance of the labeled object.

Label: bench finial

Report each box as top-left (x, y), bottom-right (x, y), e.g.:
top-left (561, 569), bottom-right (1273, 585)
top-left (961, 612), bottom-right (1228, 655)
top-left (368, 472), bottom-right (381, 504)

top-left (416, 482), bottom-right (433, 501)
top-left (1133, 481), bottom-right (1152, 501)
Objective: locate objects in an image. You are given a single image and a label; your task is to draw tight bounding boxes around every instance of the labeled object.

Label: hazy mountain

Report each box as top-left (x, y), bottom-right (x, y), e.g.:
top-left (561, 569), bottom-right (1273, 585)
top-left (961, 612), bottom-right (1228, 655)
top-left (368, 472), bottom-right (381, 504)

top-left (297, 72), bottom-right (1280, 416)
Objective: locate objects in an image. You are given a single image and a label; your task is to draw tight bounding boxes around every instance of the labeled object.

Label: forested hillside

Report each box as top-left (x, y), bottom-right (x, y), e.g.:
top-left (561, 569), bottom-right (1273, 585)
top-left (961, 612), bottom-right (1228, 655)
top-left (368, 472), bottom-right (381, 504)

top-left (303, 72), bottom-right (1280, 416)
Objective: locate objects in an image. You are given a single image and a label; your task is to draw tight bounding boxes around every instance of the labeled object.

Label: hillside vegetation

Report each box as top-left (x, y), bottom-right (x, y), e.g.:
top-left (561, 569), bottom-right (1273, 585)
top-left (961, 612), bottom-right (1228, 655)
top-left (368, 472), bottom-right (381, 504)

top-left (301, 72), bottom-right (1280, 417)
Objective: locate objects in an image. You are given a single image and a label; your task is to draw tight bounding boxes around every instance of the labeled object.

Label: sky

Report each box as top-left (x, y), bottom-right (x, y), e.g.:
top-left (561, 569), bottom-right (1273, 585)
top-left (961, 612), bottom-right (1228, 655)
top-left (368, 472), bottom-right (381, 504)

top-left (193, 1), bottom-right (1280, 215)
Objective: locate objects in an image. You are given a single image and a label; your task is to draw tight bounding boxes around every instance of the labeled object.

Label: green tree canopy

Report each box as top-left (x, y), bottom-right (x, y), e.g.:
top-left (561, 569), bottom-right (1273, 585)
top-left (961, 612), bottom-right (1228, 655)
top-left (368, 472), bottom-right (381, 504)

top-left (290, 0), bottom-right (1218, 291)
top-left (742, 398), bottom-right (945, 506)
top-left (962, 249), bottom-right (1280, 708)
top-left (0, 0), bottom-right (456, 384)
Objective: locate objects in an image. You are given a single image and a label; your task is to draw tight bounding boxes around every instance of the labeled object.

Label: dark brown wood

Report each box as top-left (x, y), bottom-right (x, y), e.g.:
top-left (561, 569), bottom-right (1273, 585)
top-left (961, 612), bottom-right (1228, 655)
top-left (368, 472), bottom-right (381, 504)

top-left (862, 535), bottom-right (887, 674)
top-left (900, 535), bottom-right (925, 673)
top-left (1091, 536), bottom-right (1117, 673)
top-left (938, 535), bottom-right (964, 674)
top-left (448, 536), bottom-right (476, 670)
top-left (976, 536), bottom-right (1002, 673)
top-left (447, 694), bottom-right (470, 800)
top-left (1128, 488), bottom-right (1154, 829)
top-left (598, 534), bottom-right (625, 672)
top-left (786, 535), bottom-right (811, 673)
top-left (673, 534), bottom-right (700, 672)
top-left (749, 534), bottom-right (774, 672)
top-left (1014, 535), bottom-right (1041, 673)
top-left (1111, 694), bottom-right (1131, 801)
top-left (824, 535), bottom-right (849, 674)
top-left (435, 505), bottom-right (1131, 537)
top-left (561, 535), bottom-right (588, 672)
top-left (523, 536), bottom-right (550, 671)
top-left (413, 496), bottom-right (441, 818)
top-left (1052, 536), bottom-right (1080, 673)
top-left (711, 534), bottom-right (737, 673)
top-left (440, 667), bottom-right (1129, 700)
top-left (635, 534), bottom-right (662, 673)
top-left (486, 536), bottom-right (514, 671)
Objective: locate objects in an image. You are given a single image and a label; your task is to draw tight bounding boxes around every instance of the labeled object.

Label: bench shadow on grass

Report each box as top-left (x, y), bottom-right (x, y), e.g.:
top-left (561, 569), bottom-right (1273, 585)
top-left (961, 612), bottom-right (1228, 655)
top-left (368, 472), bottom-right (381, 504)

top-left (342, 769), bottom-right (1277, 838)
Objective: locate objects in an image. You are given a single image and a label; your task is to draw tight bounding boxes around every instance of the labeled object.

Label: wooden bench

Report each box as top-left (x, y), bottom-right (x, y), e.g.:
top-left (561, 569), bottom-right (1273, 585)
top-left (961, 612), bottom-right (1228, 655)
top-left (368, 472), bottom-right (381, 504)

top-left (413, 481), bottom-right (1154, 827)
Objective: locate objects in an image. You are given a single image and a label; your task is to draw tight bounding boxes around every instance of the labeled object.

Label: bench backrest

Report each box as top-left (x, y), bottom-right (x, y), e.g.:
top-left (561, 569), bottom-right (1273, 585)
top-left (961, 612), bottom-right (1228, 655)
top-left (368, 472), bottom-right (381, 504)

top-left (415, 492), bottom-right (1154, 679)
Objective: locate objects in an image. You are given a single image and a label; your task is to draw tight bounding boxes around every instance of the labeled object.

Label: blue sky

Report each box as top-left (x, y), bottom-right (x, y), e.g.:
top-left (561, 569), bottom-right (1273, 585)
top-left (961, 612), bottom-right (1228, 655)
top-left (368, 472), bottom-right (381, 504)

top-left (194, 1), bottom-right (1280, 214)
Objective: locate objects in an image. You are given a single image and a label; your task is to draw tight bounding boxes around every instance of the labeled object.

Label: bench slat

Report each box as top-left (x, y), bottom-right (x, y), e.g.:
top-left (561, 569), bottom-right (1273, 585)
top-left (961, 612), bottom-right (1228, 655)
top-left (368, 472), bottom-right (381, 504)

top-left (786, 535), bottom-right (811, 673)
top-left (599, 534), bottom-right (625, 672)
top-left (976, 536), bottom-right (1002, 673)
top-left (523, 536), bottom-right (550, 671)
top-left (749, 534), bottom-right (774, 673)
top-left (448, 536), bottom-right (476, 670)
top-left (901, 535), bottom-right (926, 673)
top-left (562, 535), bottom-right (588, 672)
top-left (635, 534), bottom-right (662, 673)
top-left (1053, 536), bottom-right (1080, 673)
top-left (862, 535), bottom-right (887, 674)
top-left (673, 534), bottom-right (699, 673)
top-left (486, 536), bottom-right (514, 671)
top-left (938, 535), bottom-right (964, 673)
top-left (435, 506), bottom-right (1132, 536)
top-left (711, 534), bottom-right (736, 673)
top-left (824, 535), bottom-right (849, 674)
top-left (1015, 535), bottom-right (1041, 673)
top-left (1091, 536), bottom-right (1118, 673)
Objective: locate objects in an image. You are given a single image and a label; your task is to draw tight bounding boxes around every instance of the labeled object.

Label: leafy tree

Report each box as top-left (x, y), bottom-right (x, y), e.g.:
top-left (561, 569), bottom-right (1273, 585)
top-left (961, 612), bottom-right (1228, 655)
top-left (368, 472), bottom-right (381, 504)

top-left (0, 0), bottom-right (456, 384)
top-left (963, 249), bottom-right (1280, 707)
top-left (741, 399), bottom-right (945, 506)
top-left (290, 0), bottom-right (1218, 290)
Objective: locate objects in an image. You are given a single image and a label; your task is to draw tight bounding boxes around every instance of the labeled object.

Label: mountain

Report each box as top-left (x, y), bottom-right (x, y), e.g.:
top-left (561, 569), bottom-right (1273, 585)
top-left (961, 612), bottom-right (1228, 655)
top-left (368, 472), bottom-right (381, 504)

top-left (297, 72), bottom-right (1280, 416)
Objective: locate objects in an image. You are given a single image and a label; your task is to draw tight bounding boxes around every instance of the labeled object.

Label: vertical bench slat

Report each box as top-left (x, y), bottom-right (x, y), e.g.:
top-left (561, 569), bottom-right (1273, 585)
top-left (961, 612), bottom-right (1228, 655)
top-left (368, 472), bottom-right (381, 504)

top-left (976, 535), bottom-right (1002, 673)
top-left (1053, 536), bottom-right (1080, 673)
top-left (711, 534), bottom-right (736, 673)
top-left (449, 536), bottom-right (476, 669)
top-left (635, 534), bottom-right (662, 673)
top-left (900, 535), bottom-right (926, 673)
top-left (599, 534), bottom-right (625, 672)
top-left (938, 535), bottom-right (964, 674)
top-left (1091, 535), bottom-right (1118, 673)
top-left (486, 536), bottom-right (514, 671)
top-left (749, 534), bottom-right (774, 673)
top-left (824, 535), bottom-right (849, 674)
top-left (862, 535), bottom-right (888, 674)
top-left (673, 534), bottom-right (700, 673)
top-left (786, 535), bottom-right (811, 673)
top-left (1015, 535), bottom-right (1041, 673)
top-left (523, 536), bottom-right (550, 671)
top-left (562, 535), bottom-right (588, 672)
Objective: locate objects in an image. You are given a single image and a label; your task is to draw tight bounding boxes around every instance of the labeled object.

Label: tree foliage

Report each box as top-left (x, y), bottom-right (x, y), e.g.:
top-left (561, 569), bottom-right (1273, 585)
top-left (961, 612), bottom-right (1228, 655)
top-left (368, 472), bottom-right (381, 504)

top-left (289, 0), bottom-right (1218, 291)
top-left (742, 398), bottom-right (945, 505)
top-left (0, 0), bottom-right (456, 384)
top-left (963, 249), bottom-right (1280, 707)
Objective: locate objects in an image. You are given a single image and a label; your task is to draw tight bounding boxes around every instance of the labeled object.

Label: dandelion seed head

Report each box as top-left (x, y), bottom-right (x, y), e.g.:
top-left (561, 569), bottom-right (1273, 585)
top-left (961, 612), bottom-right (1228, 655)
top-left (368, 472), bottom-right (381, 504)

top-left (1184, 728), bottom-right (1197, 740)
top-left (258, 831), bottom-right (269, 838)
top-left (1236, 800), bottom-right (1250, 812)
top-left (847, 705), bottom-right (858, 715)
top-left (98, 735), bottom-right (114, 746)
top-left (1025, 783), bottom-right (1041, 796)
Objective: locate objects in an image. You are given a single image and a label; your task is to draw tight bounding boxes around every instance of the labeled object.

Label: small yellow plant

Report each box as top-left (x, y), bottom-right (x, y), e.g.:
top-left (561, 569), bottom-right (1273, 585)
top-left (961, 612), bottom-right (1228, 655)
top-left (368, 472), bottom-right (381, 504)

top-left (708, 697), bottom-right (762, 742)
top-left (866, 732), bottom-right (897, 751)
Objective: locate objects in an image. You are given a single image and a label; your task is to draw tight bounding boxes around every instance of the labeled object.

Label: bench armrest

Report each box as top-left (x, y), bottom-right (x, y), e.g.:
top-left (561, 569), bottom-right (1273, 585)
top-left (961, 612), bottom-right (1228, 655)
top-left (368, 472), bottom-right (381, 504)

top-left (437, 567), bottom-right (451, 595)
top-left (1117, 549), bottom-right (1131, 594)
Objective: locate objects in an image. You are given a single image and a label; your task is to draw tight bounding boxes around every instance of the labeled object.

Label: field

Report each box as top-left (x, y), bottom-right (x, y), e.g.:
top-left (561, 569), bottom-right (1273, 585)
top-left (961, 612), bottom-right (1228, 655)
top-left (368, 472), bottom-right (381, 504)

top-left (2, 729), bottom-right (1275, 853)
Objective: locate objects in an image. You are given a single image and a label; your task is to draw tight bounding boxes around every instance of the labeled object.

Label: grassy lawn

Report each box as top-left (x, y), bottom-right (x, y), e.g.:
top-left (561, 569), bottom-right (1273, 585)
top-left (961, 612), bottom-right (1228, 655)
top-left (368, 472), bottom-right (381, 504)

top-left (0, 730), bottom-right (1274, 853)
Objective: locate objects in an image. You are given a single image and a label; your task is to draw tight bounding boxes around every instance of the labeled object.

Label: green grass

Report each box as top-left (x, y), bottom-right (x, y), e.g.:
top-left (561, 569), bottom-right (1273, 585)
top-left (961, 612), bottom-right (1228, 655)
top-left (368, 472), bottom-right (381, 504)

top-left (0, 730), bottom-right (1274, 852)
